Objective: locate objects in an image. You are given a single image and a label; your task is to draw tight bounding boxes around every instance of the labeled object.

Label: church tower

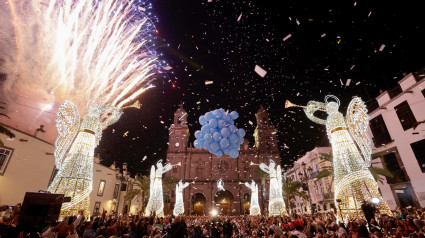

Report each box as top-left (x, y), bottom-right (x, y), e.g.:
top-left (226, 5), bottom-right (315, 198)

top-left (168, 104), bottom-right (189, 152)
top-left (254, 105), bottom-right (279, 154)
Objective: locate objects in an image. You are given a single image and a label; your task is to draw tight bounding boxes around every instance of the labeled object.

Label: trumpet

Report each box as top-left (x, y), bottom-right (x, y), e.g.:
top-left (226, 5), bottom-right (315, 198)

top-left (250, 161), bottom-right (259, 166)
top-left (285, 100), bottom-right (326, 112)
top-left (173, 162), bottom-right (182, 167)
top-left (239, 182), bottom-right (244, 185)
top-left (122, 100), bottom-right (141, 109)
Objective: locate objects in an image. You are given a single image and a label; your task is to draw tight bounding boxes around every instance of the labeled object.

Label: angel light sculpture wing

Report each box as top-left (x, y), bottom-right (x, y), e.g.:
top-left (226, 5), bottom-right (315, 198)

top-left (346, 97), bottom-right (372, 167)
top-left (54, 101), bottom-right (80, 170)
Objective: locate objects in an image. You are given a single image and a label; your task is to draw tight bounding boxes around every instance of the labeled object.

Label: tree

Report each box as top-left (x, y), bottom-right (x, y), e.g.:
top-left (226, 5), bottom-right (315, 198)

top-left (282, 176), bottom-right (308, 216)
top-left (162, 176), bottom-right (179, 215)
top-left (316, 152), bottom-right (395, 184)
top-left (124, 175), bottom-right (151, 211)
top-left (0, 102), bottom-right (15, 146)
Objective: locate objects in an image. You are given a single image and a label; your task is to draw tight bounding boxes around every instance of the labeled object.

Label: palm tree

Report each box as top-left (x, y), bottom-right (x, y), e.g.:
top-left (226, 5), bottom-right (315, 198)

top-left (0, 102), bottom-right (15, 146)
top-left (124, 175), bottom-right (151, 211)
top-left (282, 176), bottom-right (308, 216)
top-left (162, 176), bottom-right (179, 215)
top-left (316, 152), bottom-right (395, 184)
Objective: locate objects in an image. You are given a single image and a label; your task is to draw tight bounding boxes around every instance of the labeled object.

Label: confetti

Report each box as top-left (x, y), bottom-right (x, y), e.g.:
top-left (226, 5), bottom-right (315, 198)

top-left (254, 65), bottom-right (267, 77)
top-left (163, 65), bottom-right (172, 70)
top-left (356, 81), bottom-right (361, 85)
top-left (205, 80), bottom-right (213, 85)
top-left (379, 44), bottom-right (385, 51)
top-left (248, 120), bottom-right (253, 125)
top-left (346, 79), bottom-right (351, 86)
top-left (283, 34), bottom-right (292, 41)
top-left (237, 13), bottom-right (242, 22)
top-left (321, 33), bottom-right (326, 38)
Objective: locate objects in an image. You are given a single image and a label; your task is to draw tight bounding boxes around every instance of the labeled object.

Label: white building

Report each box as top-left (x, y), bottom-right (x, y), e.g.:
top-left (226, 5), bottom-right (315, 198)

top-left (367, 69), bottom-right (425, 210)
top-left (0, 125), bottom-right (139, 216)
top-left (286, 146), bottom-right (334, 215)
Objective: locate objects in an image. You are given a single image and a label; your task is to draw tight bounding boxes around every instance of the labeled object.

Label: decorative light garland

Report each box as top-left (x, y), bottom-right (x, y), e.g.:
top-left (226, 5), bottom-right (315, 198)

top-left (48, 99), bottom-right (123, 219)
top-left (173, 180), bottom-right (190, 216)
top-left (145, 160), bottom-right (173, 217)
top-left (301, 95), bottom-right (391, 221)
top-left (259, 159), bottom-right (287, 216)
top-left (244, 180), bottom-right (261, 216)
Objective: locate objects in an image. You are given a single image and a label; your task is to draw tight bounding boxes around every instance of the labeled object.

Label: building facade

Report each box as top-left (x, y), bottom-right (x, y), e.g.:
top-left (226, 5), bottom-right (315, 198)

top-left (286, 146), bottom-right (334, 215)
top-left (366, 69), bottom-right (425, 210)
top-left (165, 105), bottom-right (281, 216)
top-left (0, 125), bottom-right (137, 217)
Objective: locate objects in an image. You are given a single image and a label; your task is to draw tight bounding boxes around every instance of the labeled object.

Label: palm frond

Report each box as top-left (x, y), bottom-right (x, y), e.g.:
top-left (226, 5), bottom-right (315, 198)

top-left (256, 167), bottom-right (270, 180)
top-left (319, 153), bottom-right (333, 162)
top-left (369, 166), bottom-right (394, 178)
top-left (316, 170), bottom-right (333, 180)
top-left (124, 189), bottom-right (141, 201)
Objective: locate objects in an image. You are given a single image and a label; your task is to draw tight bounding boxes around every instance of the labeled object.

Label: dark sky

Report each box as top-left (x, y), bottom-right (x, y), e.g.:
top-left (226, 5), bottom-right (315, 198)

top-left (97, 0), bottom-right (425, 175)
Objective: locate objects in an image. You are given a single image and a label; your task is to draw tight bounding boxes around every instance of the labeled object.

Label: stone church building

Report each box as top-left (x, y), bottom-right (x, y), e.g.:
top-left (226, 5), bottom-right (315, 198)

top-left (165, 104), bottom-right (281, 216)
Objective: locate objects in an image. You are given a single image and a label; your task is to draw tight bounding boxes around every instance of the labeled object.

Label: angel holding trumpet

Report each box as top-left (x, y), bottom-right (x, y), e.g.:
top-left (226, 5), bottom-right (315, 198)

top-left (286, 95), bottom-right (391, 221)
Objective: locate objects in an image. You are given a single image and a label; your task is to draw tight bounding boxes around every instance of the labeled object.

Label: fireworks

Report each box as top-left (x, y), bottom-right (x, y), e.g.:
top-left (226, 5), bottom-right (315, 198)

top-left (0, 0), bottom-right (164, 111)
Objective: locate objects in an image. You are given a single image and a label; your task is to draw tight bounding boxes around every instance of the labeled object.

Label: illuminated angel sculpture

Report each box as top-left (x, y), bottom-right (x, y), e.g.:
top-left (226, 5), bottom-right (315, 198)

top-left (244, 180), bottom-right (261, 216)
top-left (48, 99), bottom-right (123, 218)
top-left (217, 179), bottom-right (225, 191)
top-left (173, 180), bottom-right (190, 216)
top-left (145, 160), bottom-right (172, 217)
top-left (259, 160), bottom-right (287, 216)
top-left (300, 95), bottom-right (391, 221)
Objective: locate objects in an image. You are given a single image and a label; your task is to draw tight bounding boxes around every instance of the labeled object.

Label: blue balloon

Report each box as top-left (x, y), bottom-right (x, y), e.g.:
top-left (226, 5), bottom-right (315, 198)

top-left (221, 128), bottom-right (230, 137)
top-left (213, 132), bottom-right (222, 141)
top-left (219, 138), bottom-right (230, 149)
top-left (194, 140), bottom-right (203, 149)
top-left (209, 127), bottom-right (218, 134)
top-left (222, 113), bottom-right (232, 122)
top-left (229, 125), bottom-right (238, 133)
top-left (210, 141), bottom-right (219, 152)
top-left (215, 150), bottom-right (223, 157)
top-left (237, 136), bottom-right (244, 145)
top-left (218, 120), bottom-right (227, 129)
top-left (229, 133), bottom-right (239, 144)
top-left (204, 133), bottom-right (213, 143)
top-left (230, 111), bottom-right (239, 120)
top-left (237, 128), bottom-right (246, 137)
top-left (205, 112), bottom-right (214, 121)
top-left (201, 125), bottom-right (210, 133)
top-left (212, 110), bottom-right (223, 119)
top-left (209, 119), bottom-right (218, 128)
top-left (195, 130), bottom-right (202, 139)
top-left (199, 115), bottom-right (207, 125)
top-left (229, 149), bottom-right (239, 158)
top-left (223, 148), bottom-right (230, 155)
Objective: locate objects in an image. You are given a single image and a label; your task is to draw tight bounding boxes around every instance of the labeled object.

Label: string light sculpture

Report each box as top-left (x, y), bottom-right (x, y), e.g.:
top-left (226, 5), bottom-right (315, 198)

top-left (48, 99), bottom-right (123, 219)
top-left (297, 95), bottom-right (391, 221)
top-left (173, 180), bottom-right (190, 216)
top-left (145, 160), bottom-right (173, 217)
top-left (217, 179), bottom-right (225, 191)
top-left (259, 160), bottom-right (287, 216)
top-left (244, 180), bottom-right (261, 216)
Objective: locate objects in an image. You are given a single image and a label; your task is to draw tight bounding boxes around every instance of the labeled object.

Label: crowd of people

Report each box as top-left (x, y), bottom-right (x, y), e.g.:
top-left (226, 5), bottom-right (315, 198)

top-left (2, 204), bottom-right (425, 238)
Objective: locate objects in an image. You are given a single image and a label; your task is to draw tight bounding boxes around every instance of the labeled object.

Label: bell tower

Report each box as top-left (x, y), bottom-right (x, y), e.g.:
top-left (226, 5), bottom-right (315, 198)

top-left (253, 105), bottom-right (279, 154)
top-left (168, 104), bottom-right (189, 152)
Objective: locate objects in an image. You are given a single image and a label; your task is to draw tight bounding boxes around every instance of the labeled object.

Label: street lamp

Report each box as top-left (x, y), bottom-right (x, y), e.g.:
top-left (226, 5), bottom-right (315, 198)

top-left (299, 162), bottom-right (315, 215)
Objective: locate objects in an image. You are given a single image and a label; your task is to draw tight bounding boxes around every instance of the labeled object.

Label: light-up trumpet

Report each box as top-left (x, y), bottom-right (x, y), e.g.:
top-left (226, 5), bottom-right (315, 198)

top-left (173, 162), bottom-right (182, 167)
top-left (239, 182), bottom-right (244, 185)
top-left (122, 100), bottom-right (141, 109)
top-left (285, 100), bottom-right (326, 112)
top-left (250, 161), bottom-right (259, 166)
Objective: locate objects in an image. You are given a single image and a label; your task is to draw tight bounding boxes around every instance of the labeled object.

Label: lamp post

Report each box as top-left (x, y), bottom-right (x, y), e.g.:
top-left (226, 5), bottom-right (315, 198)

top-left (115, 162), bottom-right (132, 214)
top-left (299, 161), bottom-right (315, 215)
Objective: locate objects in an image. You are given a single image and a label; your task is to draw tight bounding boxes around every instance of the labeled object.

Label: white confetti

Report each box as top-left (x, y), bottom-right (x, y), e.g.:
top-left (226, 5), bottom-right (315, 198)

top-left (350, 65), bottom-right (355, 70)
top-left (142, 156), bottom-right (147, 161)
top-left (196, 101), bottom-right (201, 104)
top-left (321, 33), bottom-right (326, 38)
top-left (248, 120), bottom-right (253, 125)
top-left (356, 81), bottom-right (361, 85)
top-left (163, 65), bottom-right (172, 70)
top-left (237, 13), bottom-right (242, 22)
top-left (205, 80), bottom-right (213, 85)
top-left (138, 6), bottom-right (146, 11)
top-left (254, 65), bottom-right (267, 77)
top-left (368, 11), bottom-right (372, 17)
top-left (340, 79), bottom-right (344, 85)
top-left (354, 2), bottom-right (357, 6)
top-left (160, 121), bottom-right (164, 124)
top-left (379, 44), bottom-right (385, 51)
top-left (208, 0), bottom-right (212, 2)
top-left (296, 18), bottom-right (300, 25)
top-left (283, 34), bottom-right (292, 41)
top-left (346, 79), bottom-right (351, 86)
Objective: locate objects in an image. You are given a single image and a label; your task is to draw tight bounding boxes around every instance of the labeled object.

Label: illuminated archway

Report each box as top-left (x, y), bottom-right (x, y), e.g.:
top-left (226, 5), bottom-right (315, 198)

top-left (192, 193), bottom-right (206, 215)
top-left (214, 190), bottom-right (234, 215)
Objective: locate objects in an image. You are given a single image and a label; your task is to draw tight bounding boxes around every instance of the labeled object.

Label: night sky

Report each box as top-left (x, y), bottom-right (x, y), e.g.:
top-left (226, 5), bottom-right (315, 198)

top-left (97, 0), bottom-right (425, 175)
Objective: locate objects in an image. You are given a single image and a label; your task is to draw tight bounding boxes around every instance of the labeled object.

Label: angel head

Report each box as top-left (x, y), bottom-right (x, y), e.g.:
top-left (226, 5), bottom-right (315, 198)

top-left (87, 98), bottom-right (103, 116)
top-left (178, 180), bottom-right (183, 186)
top-left (325, 95), bottom-right (340, 113)
top-left (156, 159), bottom-right (163, 167)
top-left (269, 159), bottom-right (276, 168)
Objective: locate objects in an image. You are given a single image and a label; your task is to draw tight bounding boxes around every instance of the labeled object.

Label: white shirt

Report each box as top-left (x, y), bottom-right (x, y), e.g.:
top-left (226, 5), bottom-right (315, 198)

top-left (291, 230), bottom-right (307, 238)
top-left (338, 227), bottom-right (348, 238)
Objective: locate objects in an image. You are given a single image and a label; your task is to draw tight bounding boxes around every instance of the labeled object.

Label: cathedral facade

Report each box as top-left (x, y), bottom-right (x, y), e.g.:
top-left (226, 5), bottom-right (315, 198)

top-left (165, 104), bottom-right (281, 215)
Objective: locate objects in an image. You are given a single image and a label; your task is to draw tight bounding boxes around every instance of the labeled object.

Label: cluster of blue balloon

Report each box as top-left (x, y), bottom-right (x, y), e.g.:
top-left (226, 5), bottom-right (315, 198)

top-left (194, 109), bottom-right (246, 158)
